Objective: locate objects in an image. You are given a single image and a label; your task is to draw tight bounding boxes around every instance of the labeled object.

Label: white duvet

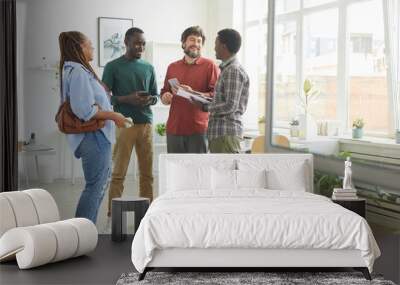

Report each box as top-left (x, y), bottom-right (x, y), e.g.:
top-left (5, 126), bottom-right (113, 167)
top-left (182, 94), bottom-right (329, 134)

top-left (131, 190), bottom-right (380, 273)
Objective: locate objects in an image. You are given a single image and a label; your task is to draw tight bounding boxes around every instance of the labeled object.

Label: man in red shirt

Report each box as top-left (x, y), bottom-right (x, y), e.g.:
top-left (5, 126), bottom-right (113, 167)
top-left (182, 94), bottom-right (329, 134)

top-left (160, 26), bottom-right (220, 153)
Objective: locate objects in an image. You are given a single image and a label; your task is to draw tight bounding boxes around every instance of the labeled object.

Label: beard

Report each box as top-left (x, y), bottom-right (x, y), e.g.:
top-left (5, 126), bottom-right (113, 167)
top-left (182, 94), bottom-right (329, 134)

top-left (184, 46), bottom-right (200, 59)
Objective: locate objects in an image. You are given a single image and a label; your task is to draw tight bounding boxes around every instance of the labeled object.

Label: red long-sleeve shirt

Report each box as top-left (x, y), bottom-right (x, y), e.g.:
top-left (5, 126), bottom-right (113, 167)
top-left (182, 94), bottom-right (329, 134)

top-left (161, 57), bottom-right (220, 135)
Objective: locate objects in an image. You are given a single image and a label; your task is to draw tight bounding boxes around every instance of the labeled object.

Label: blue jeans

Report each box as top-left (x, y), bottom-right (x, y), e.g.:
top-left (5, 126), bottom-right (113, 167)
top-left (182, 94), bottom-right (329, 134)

top-left (75, 131), bottom-right (111, 224)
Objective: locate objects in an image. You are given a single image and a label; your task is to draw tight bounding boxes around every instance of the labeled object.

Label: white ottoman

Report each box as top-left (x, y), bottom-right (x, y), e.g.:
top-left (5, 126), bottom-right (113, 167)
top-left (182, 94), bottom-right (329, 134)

top-left (0, 189), bottom-right (98, 269)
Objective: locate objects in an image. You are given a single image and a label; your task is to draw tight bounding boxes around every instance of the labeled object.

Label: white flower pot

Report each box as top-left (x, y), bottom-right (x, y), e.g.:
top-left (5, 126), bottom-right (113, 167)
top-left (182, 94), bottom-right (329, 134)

top-left (298, 113), bottom-right (317, 140)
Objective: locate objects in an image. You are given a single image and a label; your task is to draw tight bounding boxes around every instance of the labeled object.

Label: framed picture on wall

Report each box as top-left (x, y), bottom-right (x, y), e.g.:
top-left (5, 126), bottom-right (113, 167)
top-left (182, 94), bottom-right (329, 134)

top-left (98, 17), bottom-right (133, 67)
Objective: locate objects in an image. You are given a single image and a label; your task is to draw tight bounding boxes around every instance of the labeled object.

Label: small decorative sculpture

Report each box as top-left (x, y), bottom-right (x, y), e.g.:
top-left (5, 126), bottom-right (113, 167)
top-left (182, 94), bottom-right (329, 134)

top-left (343, 157), bottom-right (353, 190)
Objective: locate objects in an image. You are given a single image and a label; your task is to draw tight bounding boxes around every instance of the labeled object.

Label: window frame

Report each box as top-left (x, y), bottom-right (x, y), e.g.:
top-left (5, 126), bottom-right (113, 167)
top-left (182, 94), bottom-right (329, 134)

top-left (242, 0), bottom-right (397, 139)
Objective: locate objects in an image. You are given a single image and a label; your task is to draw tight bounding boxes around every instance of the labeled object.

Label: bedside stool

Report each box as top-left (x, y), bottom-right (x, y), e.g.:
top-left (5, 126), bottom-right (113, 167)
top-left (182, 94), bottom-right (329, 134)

top-left (332, 198), bottom-right (366, 218)
top-left (111, 197), bottom-right (150, 242)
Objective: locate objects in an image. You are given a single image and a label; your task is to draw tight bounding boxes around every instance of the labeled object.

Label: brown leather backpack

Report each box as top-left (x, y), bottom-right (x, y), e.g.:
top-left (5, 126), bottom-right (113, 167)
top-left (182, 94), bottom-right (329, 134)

top-left (55, 100), bottom-right (105, 134)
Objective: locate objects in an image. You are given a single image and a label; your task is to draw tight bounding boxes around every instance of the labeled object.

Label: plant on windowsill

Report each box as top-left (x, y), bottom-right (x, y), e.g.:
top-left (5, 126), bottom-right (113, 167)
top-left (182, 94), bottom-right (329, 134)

top-left (258, 116), bottom-right (265, 135)
top-left (298, 79), bottom-right (320, 139)
top-left (289, 119), bottom-right (300, 137)
top-left (352, 118), bottom-right (364, 139)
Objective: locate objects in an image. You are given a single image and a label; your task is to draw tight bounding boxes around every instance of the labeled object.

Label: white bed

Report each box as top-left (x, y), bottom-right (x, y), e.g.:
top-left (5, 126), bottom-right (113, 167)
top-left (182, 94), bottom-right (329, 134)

top-left (131, 154), bottom-right (380, 280)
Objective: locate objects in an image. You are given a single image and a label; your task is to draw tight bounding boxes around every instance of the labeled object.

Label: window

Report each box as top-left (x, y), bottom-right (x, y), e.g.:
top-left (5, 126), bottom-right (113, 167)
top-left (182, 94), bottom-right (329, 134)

top-left (276, 0), bottom-right (300, 14)
top-left (348, 0), bottom-right (389, 134)
top-left (242, 0), bottom-right (268, 131)
top-left (303, 9), bottom-right (338, 122)
top-left (238, 0), bottom-right (400, 165)
top-left (350, 34), bottom-right (373, 54)
top-left (274, 21), bottom-right (297, 123)
top-left (303, 0), bottom-right (336, 8)
top-left (269, 0), bottom-right (397, 140)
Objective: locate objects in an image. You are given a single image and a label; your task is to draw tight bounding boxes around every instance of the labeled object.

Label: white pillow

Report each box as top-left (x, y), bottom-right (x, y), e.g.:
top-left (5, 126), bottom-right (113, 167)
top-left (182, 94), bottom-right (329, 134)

top-left (266, 162), bottom-right (307, 191)
top-left (237, 169), bottom-right (267, 189)
top-left (212, 168), bottom-right (237, 191)
top-left (167, 162), bottom-right (212, 191)
top-left (237, 158), bottom-right (309, 191)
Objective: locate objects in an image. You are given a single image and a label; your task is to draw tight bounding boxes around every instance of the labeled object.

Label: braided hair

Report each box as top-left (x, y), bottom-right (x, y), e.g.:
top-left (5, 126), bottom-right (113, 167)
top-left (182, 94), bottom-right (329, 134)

top-left (58, 31), bottom-right (100, 94)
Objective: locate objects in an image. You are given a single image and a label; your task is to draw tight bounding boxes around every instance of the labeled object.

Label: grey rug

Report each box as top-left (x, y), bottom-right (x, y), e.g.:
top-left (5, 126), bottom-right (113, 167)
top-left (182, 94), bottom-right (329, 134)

top-left (116, 272), bottom-right (396, 285)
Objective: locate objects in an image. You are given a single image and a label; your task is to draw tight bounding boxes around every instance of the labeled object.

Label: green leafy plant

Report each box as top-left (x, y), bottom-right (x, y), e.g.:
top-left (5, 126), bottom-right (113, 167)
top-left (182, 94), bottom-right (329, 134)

top-left (289, 119), bottom-right (299, 126)
top-left (314, 170), bottom-right (342, 198)
top-left (352, 118), bottom-right (364, 129)
top-left (338, 151), bottom-right (352, 160)
top-left (155, 123), bottom-right (166, 136)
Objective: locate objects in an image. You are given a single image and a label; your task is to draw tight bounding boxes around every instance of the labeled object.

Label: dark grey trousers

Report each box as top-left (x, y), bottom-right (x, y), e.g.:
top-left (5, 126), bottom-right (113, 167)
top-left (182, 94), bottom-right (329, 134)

top-left (167, 134), bottom-right (208, 153)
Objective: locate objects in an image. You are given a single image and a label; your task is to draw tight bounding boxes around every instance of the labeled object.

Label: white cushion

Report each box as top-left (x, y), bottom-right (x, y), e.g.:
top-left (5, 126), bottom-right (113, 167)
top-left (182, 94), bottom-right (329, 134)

top-left (0, 218), bottom-right (97, 269)
top-left (24, 189), bottom-right (60, 223)
top-left (237, 169), bottom-right (268, 189)
top-left (0, 196), bottom-right (17, 237)
top-left (0, 226), bottom-right (57, 269)
top-left (0, 189), bottom-right (98, 269)
top-left (212, 168), bottom-right (237, 191)
top-left (64, 218), bottom-right (98, 257)
top-left (237, 159), bottom-right (308, 191)
top-left (42, 221), bottom-right (79, 262)
top-left (1, 192), bottom-right (39, 227)
top-left (267, 162), bottom-right (307, 191)
top-left (166, 161), bottom-right (212, 191)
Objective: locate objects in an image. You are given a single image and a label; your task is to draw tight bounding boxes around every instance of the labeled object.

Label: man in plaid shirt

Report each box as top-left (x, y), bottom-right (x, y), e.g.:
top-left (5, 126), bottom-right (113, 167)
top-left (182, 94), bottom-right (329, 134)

top-left (201, 29), bottom-right (249, 153)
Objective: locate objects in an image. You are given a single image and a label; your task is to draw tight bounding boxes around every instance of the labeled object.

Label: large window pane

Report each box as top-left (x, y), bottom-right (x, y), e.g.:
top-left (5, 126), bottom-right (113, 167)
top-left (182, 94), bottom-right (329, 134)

top-left (276, 0), bottom-right (300, 15)
top-left (246, 0), bottom-right (268, 21)
top-left (274, 21), bottom-right (297, 123)
top-left (243, 24), bottom-right (268, 130)
top-left (348, 0), bottom-right (388, 134)
top-left (303, 0), bottom-right (336, 8)
top-left (303, 9), bottom-right (338, 121)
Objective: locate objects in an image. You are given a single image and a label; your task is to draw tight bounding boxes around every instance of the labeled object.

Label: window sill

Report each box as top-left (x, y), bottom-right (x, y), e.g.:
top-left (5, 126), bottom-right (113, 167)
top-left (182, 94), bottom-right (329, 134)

top-left (339, 137), bottom-right (400, 167)
top-left (272, 127), bottom-right (400, 167)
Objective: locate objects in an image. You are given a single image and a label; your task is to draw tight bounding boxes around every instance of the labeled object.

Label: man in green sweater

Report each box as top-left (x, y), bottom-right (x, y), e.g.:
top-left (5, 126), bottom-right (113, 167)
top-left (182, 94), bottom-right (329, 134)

top-left (102, 27), bottom-right (158, 217)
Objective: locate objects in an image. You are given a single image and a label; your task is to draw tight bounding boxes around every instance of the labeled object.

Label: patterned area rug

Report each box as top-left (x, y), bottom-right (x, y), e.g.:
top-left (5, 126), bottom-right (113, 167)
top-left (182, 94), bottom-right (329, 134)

top-left (116, 271), bottom-right (395, 285)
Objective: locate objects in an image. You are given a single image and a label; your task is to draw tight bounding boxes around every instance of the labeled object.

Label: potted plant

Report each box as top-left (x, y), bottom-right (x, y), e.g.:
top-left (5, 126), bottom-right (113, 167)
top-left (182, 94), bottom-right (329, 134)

top-left (289, 119), bottom-right (300, 137)
top-left (352, 118), bottom-right (364, 139)
top-left (155, 123), bottom-right (166, 143)
top-left (298, 79), bottom-right (320, 139)
top-left (314, 170), bottom-right (343, 198)
top-left (155, 123), bottom-right (166, 136)
top-left (258, 116), bottom-right (265, 135)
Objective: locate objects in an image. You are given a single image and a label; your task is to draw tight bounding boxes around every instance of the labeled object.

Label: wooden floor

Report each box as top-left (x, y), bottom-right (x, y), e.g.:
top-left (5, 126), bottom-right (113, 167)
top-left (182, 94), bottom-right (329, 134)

top-left (0, 235), bottom-right (134, 285)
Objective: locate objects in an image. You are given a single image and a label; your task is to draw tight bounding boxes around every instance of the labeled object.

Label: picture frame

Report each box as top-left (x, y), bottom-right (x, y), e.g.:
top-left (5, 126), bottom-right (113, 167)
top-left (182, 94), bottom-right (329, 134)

top-left (98, 17), bottom-right (133, 67)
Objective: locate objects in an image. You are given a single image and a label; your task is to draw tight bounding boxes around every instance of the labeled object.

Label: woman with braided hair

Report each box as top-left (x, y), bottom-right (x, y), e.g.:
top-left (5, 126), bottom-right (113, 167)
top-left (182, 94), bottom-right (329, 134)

top-left (59, 31), bottom-right (126, 223)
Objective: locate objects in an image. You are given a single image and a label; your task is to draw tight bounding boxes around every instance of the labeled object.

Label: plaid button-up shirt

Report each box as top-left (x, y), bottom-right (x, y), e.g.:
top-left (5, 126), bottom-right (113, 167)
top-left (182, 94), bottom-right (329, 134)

top-left (207, 57), bottom-right (250, 140)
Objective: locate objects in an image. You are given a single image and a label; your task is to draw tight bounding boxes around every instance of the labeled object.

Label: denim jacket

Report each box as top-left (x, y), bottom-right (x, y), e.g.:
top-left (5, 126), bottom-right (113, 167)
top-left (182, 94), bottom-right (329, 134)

top-left (61, 61), bottom-right (115, 156)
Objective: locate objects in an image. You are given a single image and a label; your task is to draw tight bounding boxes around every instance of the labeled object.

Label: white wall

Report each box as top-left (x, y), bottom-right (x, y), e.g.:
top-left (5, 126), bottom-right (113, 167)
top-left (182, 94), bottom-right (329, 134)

top-left (204, 0), bottom-right (234, 59)
top-left (17, 0), bottom-right (215, 181)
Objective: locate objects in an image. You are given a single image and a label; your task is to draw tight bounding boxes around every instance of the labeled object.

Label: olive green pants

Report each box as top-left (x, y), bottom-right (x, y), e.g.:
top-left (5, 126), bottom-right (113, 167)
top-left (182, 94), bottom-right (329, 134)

top-left (208, 135), bottom-right (241, 153)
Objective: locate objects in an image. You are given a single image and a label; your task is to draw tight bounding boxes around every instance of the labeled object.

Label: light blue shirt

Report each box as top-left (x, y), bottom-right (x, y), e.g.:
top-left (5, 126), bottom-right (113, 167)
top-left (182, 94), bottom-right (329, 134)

top-left (61, 61), bottom-right (115, 157)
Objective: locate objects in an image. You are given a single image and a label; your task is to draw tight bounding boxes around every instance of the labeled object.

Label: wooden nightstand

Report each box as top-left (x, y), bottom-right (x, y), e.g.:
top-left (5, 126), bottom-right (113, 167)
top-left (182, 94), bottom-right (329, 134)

top-left (332, 198), bottom-right (366, 218)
